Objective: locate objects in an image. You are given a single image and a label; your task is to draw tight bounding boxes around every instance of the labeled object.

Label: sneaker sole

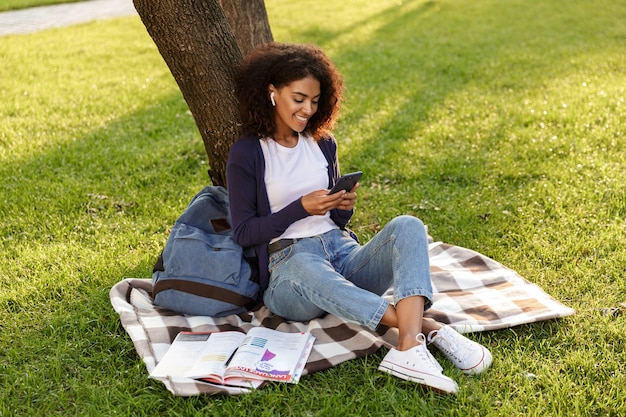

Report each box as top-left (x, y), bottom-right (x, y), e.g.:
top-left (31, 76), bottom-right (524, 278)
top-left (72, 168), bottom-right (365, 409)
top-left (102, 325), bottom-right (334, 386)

top-left (378, 362), bottom-right (457, 395)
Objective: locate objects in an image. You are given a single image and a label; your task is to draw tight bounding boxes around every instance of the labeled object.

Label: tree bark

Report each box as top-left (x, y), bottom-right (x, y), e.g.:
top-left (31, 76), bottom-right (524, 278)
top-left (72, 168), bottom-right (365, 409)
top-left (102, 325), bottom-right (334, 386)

top-left (218, 0), bottom-right (273, 56)
top-left (133, 0), bottom-right (271, 187)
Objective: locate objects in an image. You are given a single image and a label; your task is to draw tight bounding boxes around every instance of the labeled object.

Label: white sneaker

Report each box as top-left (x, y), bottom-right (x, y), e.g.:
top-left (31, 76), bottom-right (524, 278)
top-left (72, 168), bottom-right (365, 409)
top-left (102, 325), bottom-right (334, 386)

top-left (378, 334), bottom-right (458, 395)
top-left (427, 326), bottom-right (492, 375)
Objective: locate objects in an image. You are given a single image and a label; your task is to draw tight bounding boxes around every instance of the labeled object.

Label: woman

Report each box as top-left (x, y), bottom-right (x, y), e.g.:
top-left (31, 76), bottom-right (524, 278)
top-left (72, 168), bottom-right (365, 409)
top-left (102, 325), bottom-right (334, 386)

top-left (226, 42), bottom-right (492, 394)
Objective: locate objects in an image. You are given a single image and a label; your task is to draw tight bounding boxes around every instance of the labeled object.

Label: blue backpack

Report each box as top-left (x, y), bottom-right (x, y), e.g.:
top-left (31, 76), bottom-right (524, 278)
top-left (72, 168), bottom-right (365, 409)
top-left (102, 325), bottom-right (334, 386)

top-left (152, 186), bottom-right (260, 317)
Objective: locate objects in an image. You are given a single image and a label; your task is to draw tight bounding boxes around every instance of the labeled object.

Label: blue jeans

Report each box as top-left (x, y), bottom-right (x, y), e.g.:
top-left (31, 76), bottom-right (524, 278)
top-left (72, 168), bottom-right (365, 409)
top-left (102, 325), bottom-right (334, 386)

top-left (263, 215), bottom-right (433, 330)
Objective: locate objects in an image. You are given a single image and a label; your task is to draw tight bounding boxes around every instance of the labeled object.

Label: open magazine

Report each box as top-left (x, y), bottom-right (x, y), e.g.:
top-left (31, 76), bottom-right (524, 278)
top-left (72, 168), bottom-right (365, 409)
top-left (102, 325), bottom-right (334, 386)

top-left (150, 328), bottom-right (315, 388)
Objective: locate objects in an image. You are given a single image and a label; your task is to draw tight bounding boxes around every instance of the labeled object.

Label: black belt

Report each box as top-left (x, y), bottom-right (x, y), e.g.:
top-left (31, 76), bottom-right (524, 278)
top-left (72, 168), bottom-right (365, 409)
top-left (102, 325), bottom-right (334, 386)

top-left (268, 238), bottom-right (301, 254)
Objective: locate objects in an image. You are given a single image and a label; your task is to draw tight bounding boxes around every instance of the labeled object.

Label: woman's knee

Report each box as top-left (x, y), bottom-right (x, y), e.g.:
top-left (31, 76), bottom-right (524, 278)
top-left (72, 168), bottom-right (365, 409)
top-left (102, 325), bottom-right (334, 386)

top-left (388, 215), bottom-right (426, 235)
top-left (264, 273), bottom-right (326, 321)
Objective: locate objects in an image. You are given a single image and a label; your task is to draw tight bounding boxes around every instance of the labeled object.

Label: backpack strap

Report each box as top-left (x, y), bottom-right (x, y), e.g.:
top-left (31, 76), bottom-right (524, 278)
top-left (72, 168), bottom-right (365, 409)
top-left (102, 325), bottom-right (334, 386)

top-left (152, 279), bottom-right (257, 309)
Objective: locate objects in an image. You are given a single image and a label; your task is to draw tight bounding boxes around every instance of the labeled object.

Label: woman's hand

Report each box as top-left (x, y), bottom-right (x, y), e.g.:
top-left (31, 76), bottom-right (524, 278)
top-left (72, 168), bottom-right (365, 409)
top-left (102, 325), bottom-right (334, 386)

top-left (336, 184), bottom-right (358, 211)
top-left (301, 183), bottom-right (358, 215)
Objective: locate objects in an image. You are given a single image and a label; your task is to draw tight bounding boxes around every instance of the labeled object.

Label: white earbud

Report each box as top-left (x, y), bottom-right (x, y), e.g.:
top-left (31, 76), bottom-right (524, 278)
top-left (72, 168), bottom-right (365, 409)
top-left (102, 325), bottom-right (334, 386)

top-left (270, 92), bottom-right (276, 107)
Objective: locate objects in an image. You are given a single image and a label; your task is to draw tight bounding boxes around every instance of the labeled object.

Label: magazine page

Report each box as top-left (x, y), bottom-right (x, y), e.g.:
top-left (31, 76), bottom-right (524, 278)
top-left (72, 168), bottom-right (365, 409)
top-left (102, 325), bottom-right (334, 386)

top-left (224, 327), bottom-right (315, 384)
top-left (150, 331), bottom-right (244, 383)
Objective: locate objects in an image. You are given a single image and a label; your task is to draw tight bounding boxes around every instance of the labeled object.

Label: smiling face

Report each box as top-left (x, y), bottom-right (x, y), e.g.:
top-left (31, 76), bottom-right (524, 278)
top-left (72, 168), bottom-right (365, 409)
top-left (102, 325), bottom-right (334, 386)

top-left (270, 75), bottom-right (321, 141)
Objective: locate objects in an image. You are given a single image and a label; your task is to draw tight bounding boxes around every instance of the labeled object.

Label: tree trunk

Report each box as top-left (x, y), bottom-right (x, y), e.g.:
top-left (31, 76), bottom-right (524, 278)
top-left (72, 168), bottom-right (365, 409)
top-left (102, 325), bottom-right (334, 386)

top-left (133, 0), bottom-right (272, 187)
top-left (218, 0), bottom-right (273, 56)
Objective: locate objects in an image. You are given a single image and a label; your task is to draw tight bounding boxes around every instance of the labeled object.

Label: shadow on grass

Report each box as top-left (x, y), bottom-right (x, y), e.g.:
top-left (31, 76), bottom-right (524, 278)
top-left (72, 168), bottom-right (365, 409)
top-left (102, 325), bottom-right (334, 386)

top-left (0, 90), bottom-right (211, 330)
top-left (0, 92), bottom-right (205, 249)
top-left (331, 0), bottom-right (608, 165)
top-left (285, 0), bottom-right (626, 248)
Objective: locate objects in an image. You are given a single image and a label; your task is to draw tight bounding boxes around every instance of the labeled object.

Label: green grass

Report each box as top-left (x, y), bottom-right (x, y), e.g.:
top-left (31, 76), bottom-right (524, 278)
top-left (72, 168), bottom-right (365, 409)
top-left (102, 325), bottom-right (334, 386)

top-left (1, 0), bottom-right (625, 415)
top-left (0, 0), bottom-right (83, 12)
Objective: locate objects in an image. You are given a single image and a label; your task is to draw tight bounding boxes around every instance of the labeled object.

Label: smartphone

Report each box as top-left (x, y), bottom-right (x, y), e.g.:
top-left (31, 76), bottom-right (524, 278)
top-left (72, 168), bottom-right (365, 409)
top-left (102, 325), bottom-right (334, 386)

top-left (328, 171), bottom-right (362, 194)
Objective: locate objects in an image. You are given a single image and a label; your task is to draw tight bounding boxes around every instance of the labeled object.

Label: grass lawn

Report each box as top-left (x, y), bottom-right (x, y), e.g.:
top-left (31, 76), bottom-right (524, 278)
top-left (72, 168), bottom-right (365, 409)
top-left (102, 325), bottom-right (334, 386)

top-left (1, 0), bottom-right (625, 415)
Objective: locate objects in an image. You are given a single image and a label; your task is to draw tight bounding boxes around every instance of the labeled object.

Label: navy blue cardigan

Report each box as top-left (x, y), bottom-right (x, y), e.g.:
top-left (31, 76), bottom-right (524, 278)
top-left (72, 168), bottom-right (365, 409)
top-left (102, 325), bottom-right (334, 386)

top-left (225, 134), bottom-right (354, 292)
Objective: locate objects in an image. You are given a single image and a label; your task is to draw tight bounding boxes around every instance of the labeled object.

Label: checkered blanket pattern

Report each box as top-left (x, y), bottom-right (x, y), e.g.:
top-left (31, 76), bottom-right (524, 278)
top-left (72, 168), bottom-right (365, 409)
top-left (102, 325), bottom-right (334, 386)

top-left (110, 238), bottom-right (575, 396)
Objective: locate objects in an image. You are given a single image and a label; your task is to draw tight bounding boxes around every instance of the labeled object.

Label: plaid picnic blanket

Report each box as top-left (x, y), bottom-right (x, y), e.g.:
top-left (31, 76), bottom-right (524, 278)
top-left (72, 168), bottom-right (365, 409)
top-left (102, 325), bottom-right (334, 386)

top-left (110, 238), bottom-right (575, 396)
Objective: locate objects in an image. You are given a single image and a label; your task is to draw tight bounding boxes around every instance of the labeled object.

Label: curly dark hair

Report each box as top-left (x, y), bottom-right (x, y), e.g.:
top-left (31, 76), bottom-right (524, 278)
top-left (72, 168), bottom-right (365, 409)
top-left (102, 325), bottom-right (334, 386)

top-left (235, 42), bottom-right (344, 141)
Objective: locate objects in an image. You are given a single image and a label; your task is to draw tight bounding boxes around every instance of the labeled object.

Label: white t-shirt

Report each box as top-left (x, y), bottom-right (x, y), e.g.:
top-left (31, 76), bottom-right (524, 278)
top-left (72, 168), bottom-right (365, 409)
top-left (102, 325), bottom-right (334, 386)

top-left (260, 133), bottom-right (339, 242)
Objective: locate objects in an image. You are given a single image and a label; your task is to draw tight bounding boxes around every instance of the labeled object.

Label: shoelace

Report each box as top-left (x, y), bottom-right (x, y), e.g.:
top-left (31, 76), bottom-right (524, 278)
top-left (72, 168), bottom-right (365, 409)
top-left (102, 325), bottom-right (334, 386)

top-left (429, 329), bottom-right (467, 362)
top-left (413, 335), bottom-right (443, 372)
